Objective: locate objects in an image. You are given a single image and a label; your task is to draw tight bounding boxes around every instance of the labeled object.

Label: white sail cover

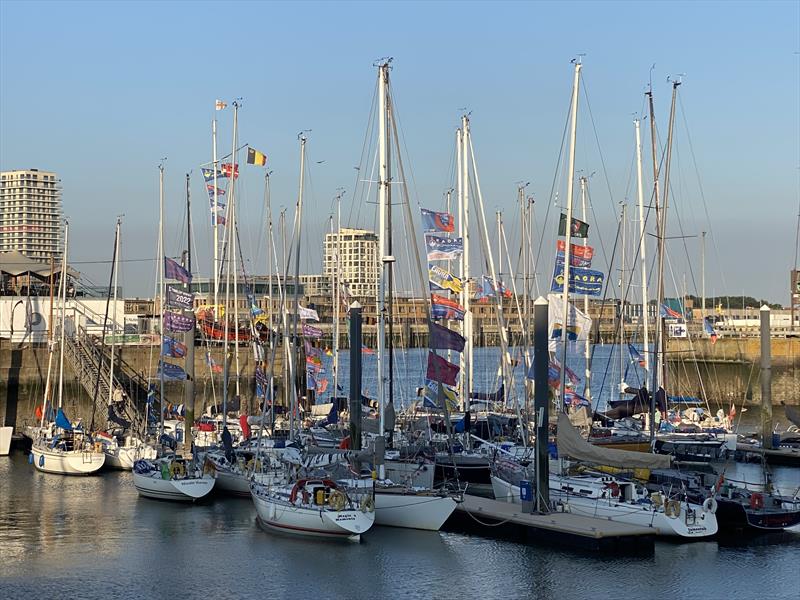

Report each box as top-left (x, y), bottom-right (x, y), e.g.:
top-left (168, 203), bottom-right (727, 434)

top-left (557, 412), bottom-right (671, 469)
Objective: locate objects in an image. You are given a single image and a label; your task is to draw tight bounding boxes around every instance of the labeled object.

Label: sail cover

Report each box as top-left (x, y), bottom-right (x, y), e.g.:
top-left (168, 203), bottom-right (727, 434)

top-left (557, 412), bottom-right (671, 469)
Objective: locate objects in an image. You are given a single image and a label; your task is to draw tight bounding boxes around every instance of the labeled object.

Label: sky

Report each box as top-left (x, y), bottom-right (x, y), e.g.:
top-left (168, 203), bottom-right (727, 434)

top-left (1, 0), bottom-right (798, 304)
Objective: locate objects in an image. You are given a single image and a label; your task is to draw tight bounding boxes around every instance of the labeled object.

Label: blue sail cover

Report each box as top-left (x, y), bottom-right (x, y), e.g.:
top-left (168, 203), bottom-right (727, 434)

top-left (55, 408), bottom-right (73, 431)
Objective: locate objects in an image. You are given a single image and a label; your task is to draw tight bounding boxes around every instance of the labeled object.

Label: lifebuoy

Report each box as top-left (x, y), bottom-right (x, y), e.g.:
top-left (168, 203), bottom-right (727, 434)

top-left (170, 461), bottom-right (186, 479)
top-left (703, 497), bottom-right (718, 514)
top-left (328, 490), bottom-right (346, 511)
top-left (665, 499), bottom-right (681, 519)
top-left (360, 495), bottom-right (375, 513)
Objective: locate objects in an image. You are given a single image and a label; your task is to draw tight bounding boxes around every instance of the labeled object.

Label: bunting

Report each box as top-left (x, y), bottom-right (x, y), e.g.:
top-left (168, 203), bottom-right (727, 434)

top-left (425, 235), bottom-right (463, 261)
top-left (429, 265), bottom-right (463, 294)
top-left (431, 293), bottom-right (465, 321)
top-left (425, 351), bottom-right (460, 386)
top-left (421, 208), bottom-right (455, 233)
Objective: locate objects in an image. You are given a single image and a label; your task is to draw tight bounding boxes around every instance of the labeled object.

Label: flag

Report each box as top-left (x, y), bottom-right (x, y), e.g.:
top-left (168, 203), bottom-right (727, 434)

top-left (361, 346), bottom-right (375, 355)
top-left (431, 293), bottom-right (465, 321)
top-left (628, 343), bottom-right (646, 367)
top-left (555, 249), bottom-right (593, 268)
top-left (255, 366), bottom-right (268, 386)
top-left (420, 208), bottom-right (455, 233)
top-left (704, 317), bottom-right (718, 344)
top-left (306, 368), bottom-right (317, 392)
top-left (164, 257), bottom-right (192, 284)
top-left (525, 357), bottom-right (562, 388)
top-left (425, 235), bottom-right (463, 261)
top-left (163, 311), bottom-right (195, 332)
top-left (166, 286), bottom-right (194, 310)
top-left (212, 207), bottom-right (226, 226)
top-left (206, 352), bottom-right (223, 373)
top-left (556, 239), bottom-right (594, 262)
top-left (202, 167), bottom-right (224, 182)
top-left (206, 184), bottom-right (226, 197)
top-left (299, 305), bottom-right (319, 321)
top-left (426, 351), bottom-right (460, 386)
top-left (564, 390), bottom-right (590, 408)
top-left (215, 99), bottom-right (227, 111)
top-left (220, 163), bottom-right (239, 179)
top-left (316, 378), bottom-right (329, 395)
top-left (429, 265), bottom-right (463, 294)
top-left (548, 294), bottom-right (592, 349)
top-left (429, 321), bottom-right (466, 352)
top-left (550, 264), bottom-right (604, 296)
top-left (302, 323), bottom-right (323, 338)
top-left (558, 213), bottom-right (589, 238)
top-left (324, 347), bottom-right (333, 357)
top-left (247, 147), bottom-right (267, 166)
top-left (161, 336), bottom-right (187, 358)
top-left (474, 277), bottom-right (494, 303)
top-left (422, 378), bottom-right (458, 411)
top-left (158, 361), bottom-right (188, 381)
top-left (660, 304), bottom-right (682, 319)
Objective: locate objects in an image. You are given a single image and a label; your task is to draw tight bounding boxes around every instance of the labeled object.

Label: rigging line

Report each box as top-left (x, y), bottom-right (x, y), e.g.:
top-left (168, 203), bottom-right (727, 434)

top-left (70, 258), bottom-right (156, 265)
top-left (348, 81), bottom-right (379, 228)
top-left (586, 184), bottom-right (616, 291)
top-left (581, 76), bottom-right (619, 222)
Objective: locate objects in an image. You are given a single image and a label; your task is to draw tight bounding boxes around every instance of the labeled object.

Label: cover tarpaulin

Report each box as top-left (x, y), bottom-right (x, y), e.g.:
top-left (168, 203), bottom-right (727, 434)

top-left (557, 412), bottom-right (671, 469)
top-left (55, 408), bottom-right (73, 431)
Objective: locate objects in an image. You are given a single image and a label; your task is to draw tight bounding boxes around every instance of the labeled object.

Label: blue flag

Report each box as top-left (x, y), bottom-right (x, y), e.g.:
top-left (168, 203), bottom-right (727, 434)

top-left (164, 257), bottom-right (191, 284)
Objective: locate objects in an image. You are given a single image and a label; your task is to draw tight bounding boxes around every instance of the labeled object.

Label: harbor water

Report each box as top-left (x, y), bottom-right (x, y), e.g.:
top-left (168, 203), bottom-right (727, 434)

top-left (0, 454), bottom-right (798, 599)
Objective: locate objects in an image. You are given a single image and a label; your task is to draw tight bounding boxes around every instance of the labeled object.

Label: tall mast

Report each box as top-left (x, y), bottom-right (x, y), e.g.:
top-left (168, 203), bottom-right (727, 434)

top-left (230, 102), bottom-right (241, 402)
top-left (184, 173), bottom-right (195, 455)
top-left (460, 115), bottom-right (473, 406)
top-left (108, 217), bottom-right (121, 405)
top-left (158, 164), bottom-right (166, 438)
top-left (559, 60), bottom-right (582, 398)
top-left (333, 191), bottom-right (342, 402)
top-left (212, 115), bottom-right (220, 317)
top-left (619, 202), bottom-right (626, 400)
top-left (701, 230), bottom-right (706, 329)
top-left (41, 255), bottom-right (56, 429)
top-left (376, 61), bottom-right (389, 439)
top-left (634, 118), bottom-right (650, 375)
top-left (579, 177), bottom-right (591, 402)
top-left (264, 172), bottom-right (274, 424)
top-left (290, 133), bottom-right (307, 439)
top-left (456, 127), bottom-right (465, 404)
top-left (57, 220), bottom-right (69, 411)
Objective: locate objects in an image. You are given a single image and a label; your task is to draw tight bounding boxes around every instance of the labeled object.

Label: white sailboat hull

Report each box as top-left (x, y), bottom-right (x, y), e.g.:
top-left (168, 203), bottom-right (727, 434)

top-left (31, 445), bottom-right (105, 475)
top-left (373, 490), bottom-right (457, 530)
top-left (133, 471), bottom-right (216, 501)
top-left (0, 426), bottom-right (12, 456)
top-left (214, 468), bottom-right (252, 496)
top-left (491, 475), bottom-right (717, 538)
top-left (104, 444), bottom-right (157, 470)
top-left (251, 487), bottom-right (374, 541)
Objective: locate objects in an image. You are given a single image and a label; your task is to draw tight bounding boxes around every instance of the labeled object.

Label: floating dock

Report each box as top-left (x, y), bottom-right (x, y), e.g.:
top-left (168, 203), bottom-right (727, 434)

top-left (445, 494), bottom-right (656, 553)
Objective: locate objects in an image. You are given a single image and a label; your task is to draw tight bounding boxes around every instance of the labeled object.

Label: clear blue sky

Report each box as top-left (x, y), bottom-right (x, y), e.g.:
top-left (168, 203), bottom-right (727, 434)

top-left (1, 0), bottom-right (798, 304)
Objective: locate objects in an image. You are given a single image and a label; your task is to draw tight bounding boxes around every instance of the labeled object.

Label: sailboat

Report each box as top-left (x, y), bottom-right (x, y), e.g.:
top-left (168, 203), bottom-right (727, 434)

top-left (31, 221), bottom-right (106, 475)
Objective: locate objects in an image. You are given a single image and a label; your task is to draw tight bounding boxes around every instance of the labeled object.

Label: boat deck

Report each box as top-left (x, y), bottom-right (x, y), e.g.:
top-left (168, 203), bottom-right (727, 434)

top-left (446, 494), bottom-right (656, 553)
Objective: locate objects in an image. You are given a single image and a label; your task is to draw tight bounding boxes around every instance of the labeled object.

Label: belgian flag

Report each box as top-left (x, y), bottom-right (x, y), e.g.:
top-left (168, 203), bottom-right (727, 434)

top-left (247, 146), bottom-right (267, 166)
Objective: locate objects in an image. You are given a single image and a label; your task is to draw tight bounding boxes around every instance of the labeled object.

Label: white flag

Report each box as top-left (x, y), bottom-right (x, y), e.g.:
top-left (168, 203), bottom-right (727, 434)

top-left (215, 99), bottom-right (227, 111)
top-left (299, 305), bottom-right (319, 322)
top-left (547, 294), bottom-right (592, 351)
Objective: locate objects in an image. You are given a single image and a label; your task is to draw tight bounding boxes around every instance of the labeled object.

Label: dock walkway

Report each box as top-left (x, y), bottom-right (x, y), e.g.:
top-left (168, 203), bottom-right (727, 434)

top-left (446, 494), bottom-right (656, 553)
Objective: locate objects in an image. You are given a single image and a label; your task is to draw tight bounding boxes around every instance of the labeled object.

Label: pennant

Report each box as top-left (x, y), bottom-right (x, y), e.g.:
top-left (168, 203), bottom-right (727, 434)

top-left (550, 264), bottom-right (604, 296)
top-left (247, 147), bottom-right (268, 166)
top-left (206, 184), bottom-right (226, 197)
top-left (429, 321), bottom-right (466, 352)
top-left (628, 343), bottom-right (646, 367)
top-left (158, 361), bottom-right (188, 381)
top-left (299, 305), bottom-right (319, 321)
top-left (526, 357), bottom-right (562, 389)
top-left (166, 285), bottom-right (194, 310)
top-left (164, 257), bottom-right (192, 284)
top-left (429, 265), bottom-right (463, 294)
top-left (558, 213), bottom-right (589, 238)
top-left (206, 352), bottom-right (222, 373)
top-left (431, 293), bottom-right (465, 321)
top-left (302, 323), bottom-right (323, 338)
top-left (564, 390), bottom-right (590, 408)
top-left (420, 208), bottom-right (455, 233)
top-left (660, 304), bottom-right (683, 319)
top-left (426, 234), bottom-right (463, 261)
top-left (422, 378), bottom-right (458, 411)
top-left (212, 208), bottom-right (226, 226)
top-left (426, 351), bottom-right (460, 386)
top-left (161, 336), bottom-right (187, 358)
top-left (215, 99), bottom-right (227, 111)
top-left (163, 311), bottom-right (195, 332)
top-left (704, 317), bottom-right (718, 344)
top-left (220, 163), bottom-right (239, 179)
top-left (548, 294), bottom-right (592, 350)
top-left (474, 277), bottom-right (494, 303)
top-left (202, 168), bottom-right (224, 183)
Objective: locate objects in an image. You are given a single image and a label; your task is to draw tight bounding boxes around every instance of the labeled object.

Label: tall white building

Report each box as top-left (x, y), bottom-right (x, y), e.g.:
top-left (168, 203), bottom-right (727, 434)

top-left (0, 169), bottom-right (62, 261)
top-left (323, 228), bottom-right (379, 299)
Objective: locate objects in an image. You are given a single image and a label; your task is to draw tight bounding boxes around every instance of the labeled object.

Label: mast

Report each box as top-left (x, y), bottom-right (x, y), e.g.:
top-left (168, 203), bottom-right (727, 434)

top-left (57, 221), bottom-right (69, 411)
top-left (619, 202), bottom-right (626, 399)
top-left (184, 173), bottom-right (195, 456)
top-left (701, 230), bottom-right (707, 330)
top-left (230, 102), bottom-right (241, 402)
top-left (376, 61), bottom-right (389, 440)
top-left (41, 255), bottom-right (56, 429)
top-left (333, 191), bottom-right (342, 402)
top-left (265, 172), bottom-right (275, 427)
top-left (459, 115), bottom-right (473, 407)
top-left (579, 177), bottom-right (591, 402)
top-left (212, 115), bottom-right (220, 317)
top-left (634, 118), bottom-right (650, 375)
top-left (108, 218), bottom-right (121, 406)
top-left (290, 133), bottom-right (307, 439)
top-left (559, 60), bottom-right (581, 398)
top-left (158, 164), bottom-right (166, 438)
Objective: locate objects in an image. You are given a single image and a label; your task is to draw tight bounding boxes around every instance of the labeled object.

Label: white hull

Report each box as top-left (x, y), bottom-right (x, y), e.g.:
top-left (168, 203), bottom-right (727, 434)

top-left (373, 489), bottom-right (457, 530)
top-left (214, 469), bottom-right (252, 496)
top-left (0, 426), bottom-right (12, 456)
top-left (133, 471), bottom-right (216, 501)
top-left (31, 444), bottom-right (105, 475)
top-left (251, 483), bottom-right (374, 541)
top-left (491, 475), bottom-right (717, 538)
top-left (384, 459), bottom-right (435, 489)
top-left (103, 444), bottom-right (157, 470)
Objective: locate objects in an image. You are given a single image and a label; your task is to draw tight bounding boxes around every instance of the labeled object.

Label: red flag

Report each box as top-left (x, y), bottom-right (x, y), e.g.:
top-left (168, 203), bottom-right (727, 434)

top-left (239, 414), bottom-right (251, 439)
top-left (426, 351), bottom-right (460, 386)
top-left (221, 163), bottom-right (239, 179)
